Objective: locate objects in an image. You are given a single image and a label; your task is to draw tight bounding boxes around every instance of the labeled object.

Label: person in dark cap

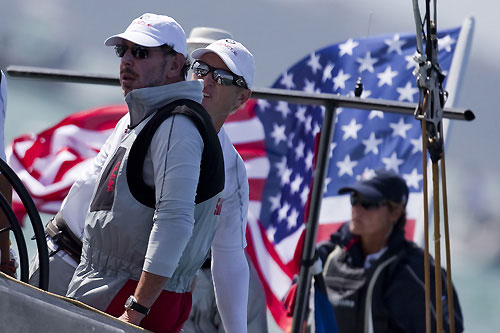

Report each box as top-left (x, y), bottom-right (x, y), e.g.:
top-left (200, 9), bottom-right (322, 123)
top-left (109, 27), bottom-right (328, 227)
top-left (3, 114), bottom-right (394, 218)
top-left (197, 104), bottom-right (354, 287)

top-left (315, 169), bottom-right (464, 332)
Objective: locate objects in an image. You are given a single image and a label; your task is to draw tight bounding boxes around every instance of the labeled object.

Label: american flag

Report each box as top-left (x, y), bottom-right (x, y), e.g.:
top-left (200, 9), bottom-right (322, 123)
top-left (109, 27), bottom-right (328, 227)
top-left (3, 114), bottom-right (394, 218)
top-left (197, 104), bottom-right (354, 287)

top-left (8, 27), bottom-right (460, 331)
top-left (227, 27), bottom-right (461, 329)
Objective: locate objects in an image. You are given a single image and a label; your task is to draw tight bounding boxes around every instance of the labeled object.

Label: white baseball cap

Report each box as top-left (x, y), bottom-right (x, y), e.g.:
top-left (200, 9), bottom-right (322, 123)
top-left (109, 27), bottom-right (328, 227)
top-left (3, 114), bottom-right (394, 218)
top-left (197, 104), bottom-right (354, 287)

top-left (104, 13), bottom-right (187, 57)
top-left (191, 39), bottom-right (255, 89)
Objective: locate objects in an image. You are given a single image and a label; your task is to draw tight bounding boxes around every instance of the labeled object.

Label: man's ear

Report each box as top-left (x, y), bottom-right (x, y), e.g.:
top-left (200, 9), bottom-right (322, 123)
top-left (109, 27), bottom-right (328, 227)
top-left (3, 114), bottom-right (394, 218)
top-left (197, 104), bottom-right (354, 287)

top-left (233, 88), bottom-right (252, 110)
top-left (165, 53), bottom-right (185, 79)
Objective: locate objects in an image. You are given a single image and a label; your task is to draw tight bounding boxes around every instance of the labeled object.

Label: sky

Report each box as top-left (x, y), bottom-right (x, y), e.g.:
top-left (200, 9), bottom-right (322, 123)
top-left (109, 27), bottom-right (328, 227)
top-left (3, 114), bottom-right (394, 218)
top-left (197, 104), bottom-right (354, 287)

top-left (1, 1), bottom-right (499, 331)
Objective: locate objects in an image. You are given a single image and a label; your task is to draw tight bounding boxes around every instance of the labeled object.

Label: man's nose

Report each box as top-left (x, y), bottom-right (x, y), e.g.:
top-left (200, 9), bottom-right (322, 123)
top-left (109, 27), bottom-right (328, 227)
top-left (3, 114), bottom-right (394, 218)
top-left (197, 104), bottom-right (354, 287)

top-left (120, 49), bottom-right (135, 66)
top-left (203, 72), bottom-right (216, 86)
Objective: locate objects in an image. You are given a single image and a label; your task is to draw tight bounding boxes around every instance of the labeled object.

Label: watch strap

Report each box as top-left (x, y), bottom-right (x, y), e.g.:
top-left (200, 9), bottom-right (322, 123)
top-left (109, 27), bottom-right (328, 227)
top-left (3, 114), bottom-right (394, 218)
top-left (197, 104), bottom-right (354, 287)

top-left (125, 295), bottom-right (150, 315)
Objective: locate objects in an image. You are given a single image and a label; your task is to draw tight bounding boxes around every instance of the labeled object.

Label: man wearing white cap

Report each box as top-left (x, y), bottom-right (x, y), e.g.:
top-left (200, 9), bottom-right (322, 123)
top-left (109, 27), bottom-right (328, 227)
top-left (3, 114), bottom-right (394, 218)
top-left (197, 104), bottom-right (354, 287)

top-left (27, 18), bottom-right (257, 333)
top-left (183, 35), bottom-right (268, 333)
top-left (62, 14), bottom-right (224, 332)
top-left (191, 38), bottom-right (253, 333)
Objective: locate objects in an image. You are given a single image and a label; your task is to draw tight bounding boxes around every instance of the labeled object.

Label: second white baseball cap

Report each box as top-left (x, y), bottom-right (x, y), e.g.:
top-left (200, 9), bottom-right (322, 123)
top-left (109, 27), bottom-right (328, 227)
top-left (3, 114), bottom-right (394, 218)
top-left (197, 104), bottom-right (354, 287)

top-left (191, 39), bottom-right (255, 89)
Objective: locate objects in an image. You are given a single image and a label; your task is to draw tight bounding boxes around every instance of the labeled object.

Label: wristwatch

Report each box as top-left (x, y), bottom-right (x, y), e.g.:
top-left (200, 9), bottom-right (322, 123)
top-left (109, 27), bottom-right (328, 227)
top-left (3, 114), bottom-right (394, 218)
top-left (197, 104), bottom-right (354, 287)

top-left (124, 295), bottom-right (150, 315)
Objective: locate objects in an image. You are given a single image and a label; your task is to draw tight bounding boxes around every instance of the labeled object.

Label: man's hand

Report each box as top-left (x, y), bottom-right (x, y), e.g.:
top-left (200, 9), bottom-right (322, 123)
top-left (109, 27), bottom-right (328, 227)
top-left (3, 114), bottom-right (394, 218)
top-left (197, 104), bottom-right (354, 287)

top-left (117, 270), bottom-right (169, 326)
top-left (118, 309), bottom-right (145, 326)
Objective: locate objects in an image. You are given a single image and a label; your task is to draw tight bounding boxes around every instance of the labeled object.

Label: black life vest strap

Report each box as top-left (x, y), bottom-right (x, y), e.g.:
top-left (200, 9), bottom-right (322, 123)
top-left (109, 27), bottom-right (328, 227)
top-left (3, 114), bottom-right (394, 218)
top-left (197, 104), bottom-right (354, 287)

top-left (127, 99), bottom-right (224, 208)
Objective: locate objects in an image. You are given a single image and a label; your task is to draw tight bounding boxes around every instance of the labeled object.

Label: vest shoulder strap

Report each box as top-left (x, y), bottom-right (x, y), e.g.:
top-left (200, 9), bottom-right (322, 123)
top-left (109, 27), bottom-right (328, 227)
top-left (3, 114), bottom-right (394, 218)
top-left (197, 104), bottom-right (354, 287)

top-left (127, 99), bottom-right (224, 208)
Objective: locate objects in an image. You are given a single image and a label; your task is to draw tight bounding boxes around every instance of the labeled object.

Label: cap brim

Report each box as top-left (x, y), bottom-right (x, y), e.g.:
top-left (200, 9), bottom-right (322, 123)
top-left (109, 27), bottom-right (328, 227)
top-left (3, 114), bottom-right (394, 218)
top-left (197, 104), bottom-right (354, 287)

top-left (104, 31), bottom-right (164, 47)
top-left (338, 184), bottom-right (384, 201)
top-left (191, 48), bottom-right (244, 77)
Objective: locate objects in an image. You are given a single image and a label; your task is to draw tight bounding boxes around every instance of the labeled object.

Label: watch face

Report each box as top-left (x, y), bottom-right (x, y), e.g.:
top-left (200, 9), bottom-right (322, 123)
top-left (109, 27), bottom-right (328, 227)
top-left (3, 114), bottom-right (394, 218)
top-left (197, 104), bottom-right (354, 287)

top-left (125, 295), bottom-right (135, 309)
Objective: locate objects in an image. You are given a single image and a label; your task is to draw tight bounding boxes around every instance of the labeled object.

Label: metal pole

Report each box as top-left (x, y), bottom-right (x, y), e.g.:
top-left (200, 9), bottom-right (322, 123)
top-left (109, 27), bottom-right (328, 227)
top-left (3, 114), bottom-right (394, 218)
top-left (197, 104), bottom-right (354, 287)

top-left (432, 162), bottom-right (443, 333)
top-left (291, 102), bottom-right (337, 333)
top-left (440, 151), bottom-right (456, 333)
top-left (6, 66), bottom-right (475, 122)
top-left (421, 121), bottom-right (432, 333)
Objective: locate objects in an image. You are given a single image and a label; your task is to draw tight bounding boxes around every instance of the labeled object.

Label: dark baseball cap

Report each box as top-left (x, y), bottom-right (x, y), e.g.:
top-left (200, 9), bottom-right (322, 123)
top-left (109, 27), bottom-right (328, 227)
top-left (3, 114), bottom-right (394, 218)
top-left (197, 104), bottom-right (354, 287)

top-left (338, 170), bottom-right (409, 206)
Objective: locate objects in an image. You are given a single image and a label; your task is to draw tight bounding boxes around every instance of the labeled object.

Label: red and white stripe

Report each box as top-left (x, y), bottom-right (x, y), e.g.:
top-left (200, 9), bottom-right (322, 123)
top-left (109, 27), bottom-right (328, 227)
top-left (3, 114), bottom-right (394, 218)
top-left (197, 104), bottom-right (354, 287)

top-left (226, 99), bottom-right (297, 329)
top-left (7, 105), bottom-right (127, 223)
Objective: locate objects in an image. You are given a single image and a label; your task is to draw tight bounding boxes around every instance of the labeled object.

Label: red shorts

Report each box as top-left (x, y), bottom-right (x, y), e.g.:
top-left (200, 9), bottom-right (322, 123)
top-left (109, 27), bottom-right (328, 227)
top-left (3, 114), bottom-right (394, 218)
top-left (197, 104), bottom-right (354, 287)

top-left (106, 279), bottom-right (192, 333)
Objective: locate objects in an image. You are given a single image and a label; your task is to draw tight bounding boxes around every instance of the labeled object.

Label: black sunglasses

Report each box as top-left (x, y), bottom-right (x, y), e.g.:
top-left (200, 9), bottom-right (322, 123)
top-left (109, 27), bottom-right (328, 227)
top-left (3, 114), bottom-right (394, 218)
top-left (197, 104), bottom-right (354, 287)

top-left (191, 60), bottom-right (248, 89)
top-left (350, 195), bottom-right (387, 210)
top-left (114, 45), bottom-right (167, 60)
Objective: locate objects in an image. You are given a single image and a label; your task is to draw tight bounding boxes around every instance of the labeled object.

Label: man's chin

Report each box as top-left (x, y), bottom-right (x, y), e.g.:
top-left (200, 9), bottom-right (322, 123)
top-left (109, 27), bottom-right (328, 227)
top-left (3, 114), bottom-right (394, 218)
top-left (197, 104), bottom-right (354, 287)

top-left (201, 100), bottom-right (214, 113)
top-left (121, 84), bottom-right (133, 96)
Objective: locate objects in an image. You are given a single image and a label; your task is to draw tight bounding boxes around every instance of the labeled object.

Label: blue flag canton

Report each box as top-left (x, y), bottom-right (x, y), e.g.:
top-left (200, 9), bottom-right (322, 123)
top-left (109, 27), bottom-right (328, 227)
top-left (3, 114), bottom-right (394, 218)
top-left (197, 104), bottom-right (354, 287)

top-left (255, 28), bottom-right (460, 244)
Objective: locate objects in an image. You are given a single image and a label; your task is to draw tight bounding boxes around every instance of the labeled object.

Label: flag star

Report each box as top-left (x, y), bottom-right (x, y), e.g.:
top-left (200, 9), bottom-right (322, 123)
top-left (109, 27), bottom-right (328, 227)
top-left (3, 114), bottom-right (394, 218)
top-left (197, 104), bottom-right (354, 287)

top-left (337, 154), bottom-right (358, 177)
top-left (322, 62), bottom-right (335, 82)
top-left (269, 193), bottom-right (281, 212)
top-left (257, 99), bottom-right (270, 110)
top-left (275, 156), bottom-right (287, 174)
top-left (339, 38), bottom-right (359, 56)
top-left (329, 142), bottom-right (337, 158)
top-left (296, 106), bottom-right (307, 123)
top-left (280, 71), bottom-right (296, 89)
top-left (356, 52), bottom-right (377, 73)
top-left (384, 34), bottom-right (406, 55)
top-left (362, 132), bottom-right (383, 154)
top-left (323, 177), bottom-right (331, 194)
top-left (390, 118), bottom-right (412, 138)
top-left (369, 110), bottom-right (384, 119)
top-left (397, 82), bottom-right (419, 102)
top-left (276, 101), bottom-right (290, 119)
top-left (377, 65), bottom-right (398, 87)
top-left (359, 89), bottom-right (372, 99)
top-left (278, 202), bottom-right (290, 222)
top-left (290, 174), bottom-right (304, 194)
top-left (266, 225), bottom-right (277, 242)
top-left (312, 123), bottom-right (321, 137)
top-left (438, 34), bottom-right (456, 52)
top-left (307, 52), bottom-right (322, 74)
top-left (411, 138), bottom-right (422, 154)
top-left (357, 168), bottom-right (376, 181)
top-left (333, 69), bottom-right (351, 91)
top-left (287, 209), bottom-right (300, 230)
top-left (305, 151), bottom-right (314, 170)
top-left (341, 118), bottom-right (363, 140)
top-left (280, 167), bottom-right (292, 186)
top-left (295, 141), bottom-right (305, 160)
top-left (403, 168), bottom-right (423, 190)
top-left (305, 116), bottom-right (312, 133)
top-left (300, 185), bottom-right (310, 205)
top-left (303, 79), bottom-right (317, 93)
top-left (270, 123), bottom-right (287, 145)
top-left (405, 52), bottom-right (419, 70)
top-left (382, 152), bottom-right (404, 172)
